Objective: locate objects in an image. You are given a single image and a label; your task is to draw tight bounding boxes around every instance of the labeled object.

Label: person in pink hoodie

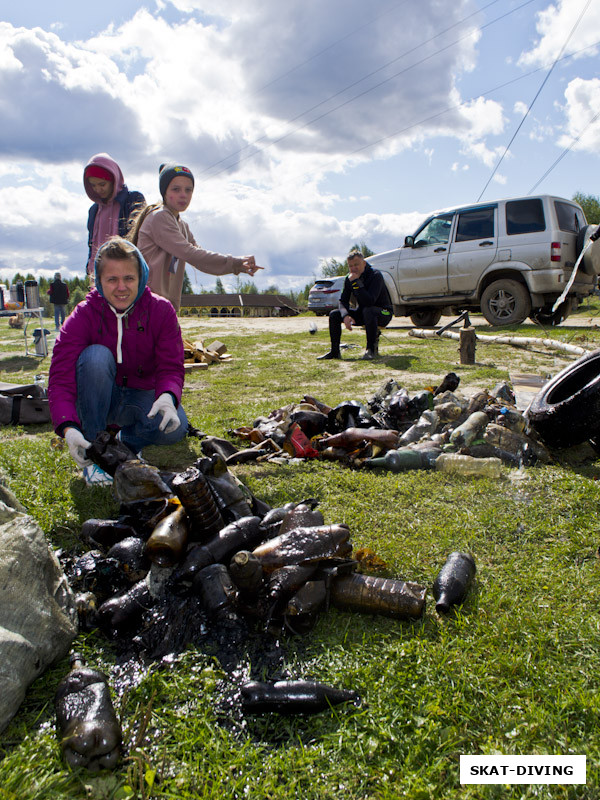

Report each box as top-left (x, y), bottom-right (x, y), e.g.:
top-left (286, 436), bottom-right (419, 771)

top-left (84, 153), bottom-right (145, 278)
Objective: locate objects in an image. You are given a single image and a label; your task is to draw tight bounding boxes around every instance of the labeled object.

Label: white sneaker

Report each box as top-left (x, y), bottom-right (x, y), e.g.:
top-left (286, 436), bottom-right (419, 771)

top-left (83, 464), bottom-right (113, 486)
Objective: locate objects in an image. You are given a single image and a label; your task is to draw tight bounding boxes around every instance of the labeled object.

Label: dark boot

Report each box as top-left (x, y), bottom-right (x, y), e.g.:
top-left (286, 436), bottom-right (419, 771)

top-left (362, 349), bottom-right (375, 360)
top-left (318, 349), bottom-right (342, 360)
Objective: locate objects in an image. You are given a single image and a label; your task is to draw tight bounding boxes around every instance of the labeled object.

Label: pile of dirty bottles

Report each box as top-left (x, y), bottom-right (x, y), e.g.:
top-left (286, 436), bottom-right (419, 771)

top-left (231, 373), bottom-right (551, 475)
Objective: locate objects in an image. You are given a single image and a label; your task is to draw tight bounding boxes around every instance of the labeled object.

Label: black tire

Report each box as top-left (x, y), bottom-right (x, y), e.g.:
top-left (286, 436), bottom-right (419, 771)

top-left (409, 308), bottom-right (443, 327)
top-left (480, 279), bottom-right (531, 326)
top-left (527, 348), bottom-right (600, 447)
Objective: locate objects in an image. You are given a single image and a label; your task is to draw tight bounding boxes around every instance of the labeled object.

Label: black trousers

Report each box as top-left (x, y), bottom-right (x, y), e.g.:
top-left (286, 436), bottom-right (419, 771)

top-left (329, 307), bottom-right (392, 351)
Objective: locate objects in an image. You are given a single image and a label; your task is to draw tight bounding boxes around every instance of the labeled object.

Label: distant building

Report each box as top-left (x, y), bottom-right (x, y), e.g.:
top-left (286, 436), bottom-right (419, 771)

top-left (179, 293), bottom-right (299, 317)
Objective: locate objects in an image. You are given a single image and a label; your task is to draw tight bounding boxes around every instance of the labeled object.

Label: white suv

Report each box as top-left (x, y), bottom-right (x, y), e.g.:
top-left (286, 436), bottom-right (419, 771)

top-left (368, 194), bottom-right (599, 326)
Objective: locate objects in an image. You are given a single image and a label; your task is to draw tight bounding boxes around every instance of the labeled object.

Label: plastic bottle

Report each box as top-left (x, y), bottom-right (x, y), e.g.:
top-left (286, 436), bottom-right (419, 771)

top-left (240, 680), bottom-right (359, 715)
top-left (55, 653), bottom-right (122, 770)
top-left (364, 447), bottom-right (440, 472)
top-left (252, 524), bottom-right (352, 572)
top-left (329, 572), bottom-right (426, 619)
top-left (495, 407), bottom-right (527, 433)
top-left (144, 505), bottom-right (189, 567)
top-left (432, 551), bottom-right (476, 613)
top-left (172, 465), bottom-right (224, 539)
top-left (449, 411), bottom-right (489, 447)
top-left (435, 453), bottom-right (502, 478)
top-left (398, 409), bottom-right (439, 445)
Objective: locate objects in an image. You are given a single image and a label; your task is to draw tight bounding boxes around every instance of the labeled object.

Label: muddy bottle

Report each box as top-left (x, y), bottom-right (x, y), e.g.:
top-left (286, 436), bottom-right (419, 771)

top-left (435, 453), bottom-right (502, 478)
top-left (329, 572), bottom-right (426, 619)
top-left (406, 389), bottom-right (434, 416)
top-left (319, 427), bottom-right (400, 452)
top-left (170, 516), bottom-right (264, 591)
top-left (96, 579), bottom-right (154, 635)
top-left (267, 563), bottom-right (319, 612)
top-left (286, 581), bottom-right (327, 615)
top-left (106, 537), bottom-right (150, 583)
top-left (198, 455), bottom-right (254, 520)
top-left (144, 505), bottom-right (189, 567)
top-left (193, 563), bottom-right (238, 614)
top-left (483, 423), bottom-right (550, 463)
top-left (84, 430), bottom-right (137, 476)
top-left (303, 394), bottom-right (333, 415)
top-left (80, 519), bottom-right (139, 549)
top-left (279, 499), bottom-right (324, 534)
top-left (398, 410), bottom-right (438, 445)
top-left (432, 551), bottom-right (476, 613)
top-left (433, 372), bottom-right (460, 396)
top-left (229, 550), bottom-right (265, 596)
top-left (496, 406), bottom-right (527, 433)
top-left (240, 680), bottom-right (359, 715)
top-left (449, 410), bottom-right (489, 447)
top-left (172, 465), bottom-right (224, 540)
top-left (252, 524), bottom-right (352, 572)
top-left (365, 446), bottom-right (440, 472)
top-left (466, 389), bottom-right (491, 415)
top-left (55, 653), bottom-right (122, 771)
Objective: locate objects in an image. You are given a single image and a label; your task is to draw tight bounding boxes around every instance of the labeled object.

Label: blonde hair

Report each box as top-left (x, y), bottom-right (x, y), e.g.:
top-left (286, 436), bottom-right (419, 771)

top-left (128, 202), bottom-right (162, 246)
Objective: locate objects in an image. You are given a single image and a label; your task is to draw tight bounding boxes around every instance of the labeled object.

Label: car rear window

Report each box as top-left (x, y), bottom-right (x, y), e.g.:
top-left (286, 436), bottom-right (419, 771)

top-left (554, 201), bottom-right (585, 233)
top-left (505, 199), bottom-right (545, 235)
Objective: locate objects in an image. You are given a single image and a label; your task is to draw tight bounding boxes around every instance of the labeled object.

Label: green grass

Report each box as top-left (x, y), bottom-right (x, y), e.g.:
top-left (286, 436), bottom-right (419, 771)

top-left (1, 311), bottom-right (600, 799)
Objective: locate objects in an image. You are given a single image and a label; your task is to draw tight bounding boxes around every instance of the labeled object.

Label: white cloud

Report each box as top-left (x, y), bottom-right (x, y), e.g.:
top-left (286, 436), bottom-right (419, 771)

top-left (518, 0), bottom-right (600, 67)
top-left (558, 77), bottom-right (600, 152)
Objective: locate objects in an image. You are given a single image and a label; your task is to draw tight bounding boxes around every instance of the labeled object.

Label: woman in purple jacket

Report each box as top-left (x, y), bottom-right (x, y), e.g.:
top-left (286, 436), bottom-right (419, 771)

top-left (48, 237), bottom-right (188, 485)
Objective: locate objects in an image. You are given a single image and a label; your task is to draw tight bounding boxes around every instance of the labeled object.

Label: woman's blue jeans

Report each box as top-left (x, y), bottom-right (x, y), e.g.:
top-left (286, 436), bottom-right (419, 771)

top-left (76, 345), bottom-right (188, 453)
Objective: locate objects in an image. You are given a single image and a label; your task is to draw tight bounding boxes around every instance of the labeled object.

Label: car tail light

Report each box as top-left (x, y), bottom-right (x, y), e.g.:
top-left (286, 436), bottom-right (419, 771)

top-left (551, 242), bottom-right (561, 262)
top-left (321, 288), bottom-right (338, 294)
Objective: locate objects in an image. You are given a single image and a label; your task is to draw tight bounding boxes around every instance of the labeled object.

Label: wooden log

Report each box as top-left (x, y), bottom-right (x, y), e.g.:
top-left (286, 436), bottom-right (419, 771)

top-left (409, 328), bottom-right (589, 357)
top-left (459, 327), bottom-right (476, 364)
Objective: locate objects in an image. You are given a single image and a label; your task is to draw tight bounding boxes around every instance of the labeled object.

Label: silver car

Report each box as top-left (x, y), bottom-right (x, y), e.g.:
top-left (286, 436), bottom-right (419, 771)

top-left (307, 276), bottom-right (345, 316)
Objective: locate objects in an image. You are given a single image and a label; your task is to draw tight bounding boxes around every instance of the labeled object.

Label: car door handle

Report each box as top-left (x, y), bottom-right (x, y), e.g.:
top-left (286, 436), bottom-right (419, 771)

top-left (479, 241), bottom-right (494, 246)
top-left (434, 247), bottom-right (447, 253)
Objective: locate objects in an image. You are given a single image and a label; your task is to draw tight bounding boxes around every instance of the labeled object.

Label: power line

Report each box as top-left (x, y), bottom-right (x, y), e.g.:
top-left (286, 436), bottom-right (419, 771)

top-left (201, 0), bottom-right (536, 180)
top-left (527, 107), bottom-right (600, 194)
top-left (476, 0), bottom-right (593, 201)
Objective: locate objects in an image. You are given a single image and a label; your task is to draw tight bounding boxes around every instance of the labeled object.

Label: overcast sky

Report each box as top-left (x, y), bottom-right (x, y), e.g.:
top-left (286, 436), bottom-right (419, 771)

top-left (1, 0), bottom-right (599, 293)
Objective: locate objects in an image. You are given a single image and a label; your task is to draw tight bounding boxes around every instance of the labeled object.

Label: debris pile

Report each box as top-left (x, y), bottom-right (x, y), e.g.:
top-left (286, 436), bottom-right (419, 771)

top-left (57, 432), bottom-right (475, 769)
top-left (229, 374), bottom-right (551, 470)
top-left (182, 338), bottom-right (231, 370)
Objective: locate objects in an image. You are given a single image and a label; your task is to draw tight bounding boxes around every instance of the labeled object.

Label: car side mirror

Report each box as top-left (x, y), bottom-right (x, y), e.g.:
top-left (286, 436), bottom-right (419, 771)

top-left (404, 235), bottom-right (414, 248)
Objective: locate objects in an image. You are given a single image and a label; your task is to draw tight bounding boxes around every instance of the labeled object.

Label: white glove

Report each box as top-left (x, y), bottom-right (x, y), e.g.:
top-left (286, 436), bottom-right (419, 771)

top-left (64, 427), bottom-right (92, 467)
top-left (147, 393), bottom-right (181, 434)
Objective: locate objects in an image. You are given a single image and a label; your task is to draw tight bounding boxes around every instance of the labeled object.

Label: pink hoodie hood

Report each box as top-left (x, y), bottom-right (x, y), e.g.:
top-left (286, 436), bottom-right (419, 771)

top-left (84, 153), bottom-right (125, 204)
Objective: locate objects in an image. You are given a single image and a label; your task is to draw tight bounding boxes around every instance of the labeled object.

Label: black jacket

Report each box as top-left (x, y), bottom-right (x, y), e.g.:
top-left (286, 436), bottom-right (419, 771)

top-left (339, 263), bottom-right (392, 317)
top-left (48, 279), bottom-right (69, 306)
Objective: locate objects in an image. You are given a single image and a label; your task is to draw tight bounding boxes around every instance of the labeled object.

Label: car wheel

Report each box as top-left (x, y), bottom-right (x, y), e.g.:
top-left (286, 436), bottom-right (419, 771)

top-left (480, 279), bottom-right (531, 326)
top-left (527, 349), bottom-right (600, 447)
top-left (409, 308), bottom-right (443, 327)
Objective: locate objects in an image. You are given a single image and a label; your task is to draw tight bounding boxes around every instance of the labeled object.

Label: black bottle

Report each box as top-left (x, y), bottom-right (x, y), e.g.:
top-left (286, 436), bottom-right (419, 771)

top-left (432, 551), bottom-right (476, 613)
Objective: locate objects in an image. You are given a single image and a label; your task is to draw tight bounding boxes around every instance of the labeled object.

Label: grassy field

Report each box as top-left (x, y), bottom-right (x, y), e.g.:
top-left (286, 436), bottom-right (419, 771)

top-left (1, 305), bottom-right (600, 799)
